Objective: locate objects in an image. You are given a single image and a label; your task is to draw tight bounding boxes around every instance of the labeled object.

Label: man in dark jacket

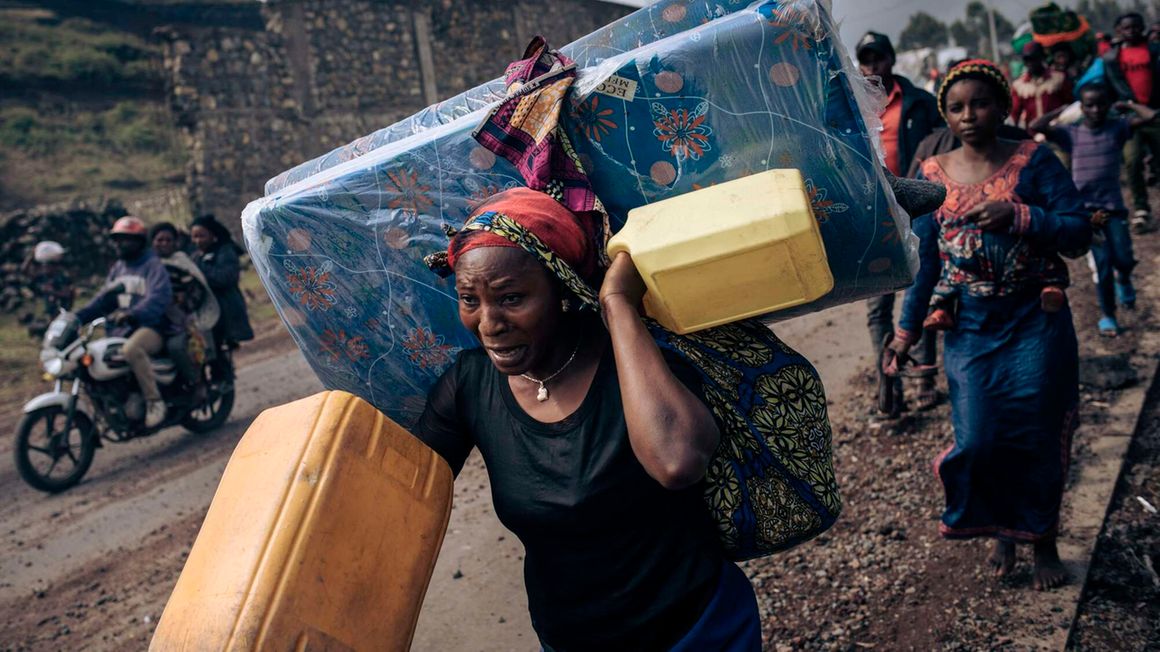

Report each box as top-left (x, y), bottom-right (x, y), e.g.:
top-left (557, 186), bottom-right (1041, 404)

top-left (1103, 12), bottom-right (1160, 232)
top-left (857, 32), bottom-right (944, 178)
top-left (856, 31), bottom-right (944, 412)
top-left (76, 216), bottom-right (173, 428)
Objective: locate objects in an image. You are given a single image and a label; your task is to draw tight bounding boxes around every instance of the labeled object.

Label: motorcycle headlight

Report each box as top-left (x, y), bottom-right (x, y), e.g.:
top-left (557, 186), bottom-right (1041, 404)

top-left (43, 357), bottom-right (65, 378)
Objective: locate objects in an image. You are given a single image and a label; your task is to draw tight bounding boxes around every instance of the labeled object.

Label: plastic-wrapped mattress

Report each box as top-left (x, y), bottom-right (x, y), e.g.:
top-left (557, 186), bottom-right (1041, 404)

top-left (243, 0), bottom-right (916, 427)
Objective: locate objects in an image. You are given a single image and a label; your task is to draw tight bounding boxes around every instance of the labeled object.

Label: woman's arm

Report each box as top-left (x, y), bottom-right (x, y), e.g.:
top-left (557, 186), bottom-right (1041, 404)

top-left (1028, 104), bottom-right (1068, 134)
top-left (413, 356), bottom-right (474, 477)
top-left (884, 211), bottom-right (941, 374)
top-left (1011, 146), bottom-right (1092, 257)
top-left (600, 253), bottom-right (720, 490)
top-left (896, 212), bottom-right (940, 340)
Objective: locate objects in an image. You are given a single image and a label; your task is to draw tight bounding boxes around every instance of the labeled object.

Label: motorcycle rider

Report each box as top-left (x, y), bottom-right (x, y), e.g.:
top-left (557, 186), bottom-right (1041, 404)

top-left (76, 216), bottom-right (173, 428)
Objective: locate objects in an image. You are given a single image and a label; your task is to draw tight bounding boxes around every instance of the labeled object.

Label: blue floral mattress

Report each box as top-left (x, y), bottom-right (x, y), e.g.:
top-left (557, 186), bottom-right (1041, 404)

top-left (242, 0), bottom-right (917, 427)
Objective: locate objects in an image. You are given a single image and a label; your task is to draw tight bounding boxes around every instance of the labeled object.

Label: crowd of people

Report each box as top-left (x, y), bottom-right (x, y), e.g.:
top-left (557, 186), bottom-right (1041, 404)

top-left (15, 10), bottom-right (1156, 651)
top-left (23, 214), bottom-right (254, 428)
top-left (864, 11), bottom-right (1157, 593)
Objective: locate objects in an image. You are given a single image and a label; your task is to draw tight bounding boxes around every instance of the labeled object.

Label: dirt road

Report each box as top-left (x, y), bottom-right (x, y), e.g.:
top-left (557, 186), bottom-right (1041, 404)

top-left (0, 348), bottom-right (324, 649)
top-left (2, 248), bottom-right (1153, 651)
top-left (0, 301), bottom-right (874, 651)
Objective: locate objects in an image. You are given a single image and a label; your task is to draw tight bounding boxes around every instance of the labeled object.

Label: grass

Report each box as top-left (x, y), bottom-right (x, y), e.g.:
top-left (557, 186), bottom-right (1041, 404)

top-left (0, 10), bottom-right (160, 88)
top-left (0, 102), bottom-right (180, 157)
top-left (0, 8), bottom-right (184, 209)
top-left (0, 102), bottom-right (186, 207)
top-left (0, 312), bottom-right (43, 416)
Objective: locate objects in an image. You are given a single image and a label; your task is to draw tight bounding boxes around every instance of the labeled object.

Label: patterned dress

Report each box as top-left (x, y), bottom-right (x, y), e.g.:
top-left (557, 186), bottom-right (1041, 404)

top-left (899, 141), bottom-right (1091, 541)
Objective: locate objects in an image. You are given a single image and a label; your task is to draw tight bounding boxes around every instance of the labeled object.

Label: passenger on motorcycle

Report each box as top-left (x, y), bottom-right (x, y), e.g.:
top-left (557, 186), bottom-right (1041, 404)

top-left (151, 222), bottom-right (220, 404)
top-left (76, 216), bottom-right (173, 428)
top-left (190, 215), bottom-right (253, 387)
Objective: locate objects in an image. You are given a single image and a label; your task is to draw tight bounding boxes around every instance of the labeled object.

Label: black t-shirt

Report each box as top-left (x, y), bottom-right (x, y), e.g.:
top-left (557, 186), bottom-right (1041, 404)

top-left (414, 344), bottom-right (722, 651)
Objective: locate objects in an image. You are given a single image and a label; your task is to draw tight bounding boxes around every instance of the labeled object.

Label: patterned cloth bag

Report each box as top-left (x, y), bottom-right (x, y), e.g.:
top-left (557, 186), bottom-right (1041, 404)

top-left (445, 211), bottom-right (842, 560)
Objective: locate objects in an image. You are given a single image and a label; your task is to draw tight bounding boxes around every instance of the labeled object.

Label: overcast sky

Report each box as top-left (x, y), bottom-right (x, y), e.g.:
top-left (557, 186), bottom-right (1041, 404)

top-left (605, 0), bottom-right (1085, 52)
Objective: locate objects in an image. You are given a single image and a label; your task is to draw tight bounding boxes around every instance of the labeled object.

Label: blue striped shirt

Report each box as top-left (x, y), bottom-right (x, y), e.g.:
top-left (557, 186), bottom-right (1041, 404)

top-left (1047, 118), bottom-right (1131, 211)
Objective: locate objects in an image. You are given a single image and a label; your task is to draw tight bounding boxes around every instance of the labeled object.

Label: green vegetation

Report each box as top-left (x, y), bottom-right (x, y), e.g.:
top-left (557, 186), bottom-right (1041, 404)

top-left (0, 102), bottom-right (176, 157)
top-left (0, 101), bottom-right (186, 206)
top-left (0, 10), bottom-right (161, 88)
top-left (0, 8), bottom-right (185, 209)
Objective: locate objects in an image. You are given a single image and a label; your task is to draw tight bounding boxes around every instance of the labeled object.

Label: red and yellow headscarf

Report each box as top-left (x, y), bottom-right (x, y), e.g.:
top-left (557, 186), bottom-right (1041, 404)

top-left (426, 188), bottom-right (607, 293)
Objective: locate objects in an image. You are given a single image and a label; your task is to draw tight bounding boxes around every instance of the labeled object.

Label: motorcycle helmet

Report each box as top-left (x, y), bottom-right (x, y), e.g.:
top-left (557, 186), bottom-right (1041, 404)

top-left (33, 240), bottom-right (66, 263)
top-left (110, 216), bottom-right (148, 238)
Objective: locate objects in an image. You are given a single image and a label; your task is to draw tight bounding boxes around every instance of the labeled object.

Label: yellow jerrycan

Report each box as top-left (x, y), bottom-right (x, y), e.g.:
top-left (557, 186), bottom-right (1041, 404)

top-left (607, 169), bottom-right (833, 334)
top-left (151, 391), bottom-right (453, 651)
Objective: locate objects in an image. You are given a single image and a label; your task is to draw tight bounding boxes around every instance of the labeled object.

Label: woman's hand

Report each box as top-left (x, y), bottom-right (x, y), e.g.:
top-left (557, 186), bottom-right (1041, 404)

top-left (599, 251), bottom-right (647, 309)
top-left (963, 201), bottom-right (1016, 232)
top-left (881, 337), bottom-right (912, 376)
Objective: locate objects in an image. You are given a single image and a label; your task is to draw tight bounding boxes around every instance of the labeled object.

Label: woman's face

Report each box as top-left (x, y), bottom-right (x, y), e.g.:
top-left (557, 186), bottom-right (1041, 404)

top-left (944, 79), bottom-right (1002, 148)
top-left (190, 225), bottom-right (215, 252)
top-left (454, 247), bottom-right (564, 377)
top-left (152, 230), bottom-right (177, 258)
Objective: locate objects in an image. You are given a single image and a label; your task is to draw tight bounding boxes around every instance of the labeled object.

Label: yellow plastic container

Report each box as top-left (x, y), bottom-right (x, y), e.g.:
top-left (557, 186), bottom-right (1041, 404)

top-left (151, 391), bottom-right (453, 652)
top-left (607, 169), bottom-right (834, 334)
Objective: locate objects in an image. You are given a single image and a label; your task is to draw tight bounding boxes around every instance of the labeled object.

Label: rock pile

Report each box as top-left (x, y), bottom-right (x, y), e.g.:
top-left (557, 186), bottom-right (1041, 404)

top-left (0, 199), bottom-right (127, 312)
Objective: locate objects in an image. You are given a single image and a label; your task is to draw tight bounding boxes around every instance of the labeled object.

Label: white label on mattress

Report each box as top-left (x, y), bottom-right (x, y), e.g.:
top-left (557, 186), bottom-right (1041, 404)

top-left (595, 75), bottom-right (638, 102)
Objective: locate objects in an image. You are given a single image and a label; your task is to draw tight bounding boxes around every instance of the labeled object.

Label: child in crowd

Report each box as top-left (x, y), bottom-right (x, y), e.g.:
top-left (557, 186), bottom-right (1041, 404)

top-left (1031, 82), bottom-right (1157, 336)
top-left (1102, 12), bottom-right (1160, 233)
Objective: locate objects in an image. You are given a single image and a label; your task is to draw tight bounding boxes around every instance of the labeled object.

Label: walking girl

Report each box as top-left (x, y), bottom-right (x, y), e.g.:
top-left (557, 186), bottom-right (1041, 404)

top-left (884, 60), bottom-right (1091, 590)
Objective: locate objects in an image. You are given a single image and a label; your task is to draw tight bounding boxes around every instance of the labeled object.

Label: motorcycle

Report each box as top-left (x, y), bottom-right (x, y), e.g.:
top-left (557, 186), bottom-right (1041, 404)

top-left (13, 309), bottom-right (236, 492)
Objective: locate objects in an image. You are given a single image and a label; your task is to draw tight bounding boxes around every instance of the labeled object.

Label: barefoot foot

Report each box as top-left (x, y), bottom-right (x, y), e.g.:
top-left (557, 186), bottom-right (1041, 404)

top-left (987, 540), bottom-right (1016, 578)
top-left (1032, 540), bottom-right (1069, 590)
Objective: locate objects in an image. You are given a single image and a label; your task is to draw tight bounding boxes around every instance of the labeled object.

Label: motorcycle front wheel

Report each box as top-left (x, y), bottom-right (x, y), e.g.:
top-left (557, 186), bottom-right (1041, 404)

top-left (14, 406), bottom-right (97, 493)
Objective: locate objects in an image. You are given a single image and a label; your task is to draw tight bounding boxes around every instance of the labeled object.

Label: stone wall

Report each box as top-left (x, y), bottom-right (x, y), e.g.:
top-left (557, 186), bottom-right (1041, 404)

top-left (158, 0), bottom-right (632, 232)
top-left (0, 199), bottom-right (127, 313)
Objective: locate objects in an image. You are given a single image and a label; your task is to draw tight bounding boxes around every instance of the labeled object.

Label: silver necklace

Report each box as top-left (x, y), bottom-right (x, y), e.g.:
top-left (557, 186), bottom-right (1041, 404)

top-left (520, 339), bottom-right (582, 402)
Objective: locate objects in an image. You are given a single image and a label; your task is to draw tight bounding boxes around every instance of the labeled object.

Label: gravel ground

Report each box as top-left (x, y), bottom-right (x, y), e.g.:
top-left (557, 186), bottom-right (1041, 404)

top-left (1067, 379), bottom-right (1160, 651)
top-left (740, 228), bottom-right (1160, 652)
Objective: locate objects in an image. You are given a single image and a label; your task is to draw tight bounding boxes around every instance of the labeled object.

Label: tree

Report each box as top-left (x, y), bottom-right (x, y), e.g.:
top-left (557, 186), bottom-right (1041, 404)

top-left (950, 1), bottom-right (1017, 58)
top-left (899, 12), bottom-right (950, 51)
top-left (1076, 0), bottom-right (1149, 33)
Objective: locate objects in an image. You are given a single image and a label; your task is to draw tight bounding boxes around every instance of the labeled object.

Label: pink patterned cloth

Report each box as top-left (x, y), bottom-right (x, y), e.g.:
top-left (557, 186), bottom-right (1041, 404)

top-left (472, 37), bottom-right (599, 214)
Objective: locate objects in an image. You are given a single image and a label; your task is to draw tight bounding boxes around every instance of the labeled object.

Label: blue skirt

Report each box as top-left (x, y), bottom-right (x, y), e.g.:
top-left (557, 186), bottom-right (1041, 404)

top-left (539, 561), bottom-right (760, 652)
top-left (669, 562), bottom-right (761, 652)
top-left (937, 291), bottom-right (1079, 542)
